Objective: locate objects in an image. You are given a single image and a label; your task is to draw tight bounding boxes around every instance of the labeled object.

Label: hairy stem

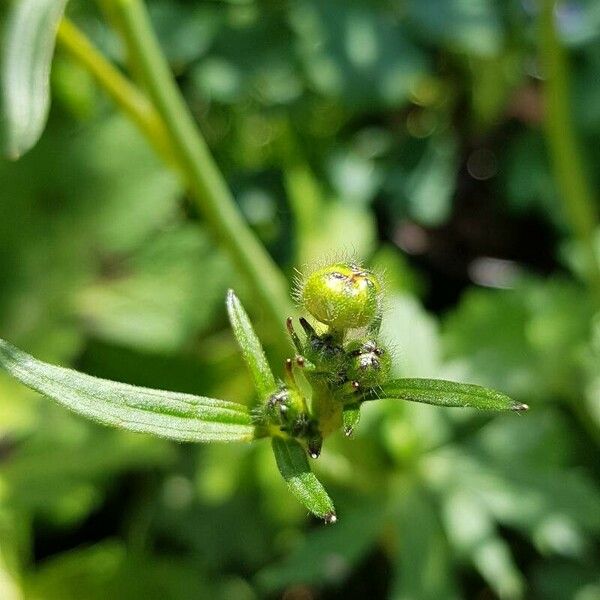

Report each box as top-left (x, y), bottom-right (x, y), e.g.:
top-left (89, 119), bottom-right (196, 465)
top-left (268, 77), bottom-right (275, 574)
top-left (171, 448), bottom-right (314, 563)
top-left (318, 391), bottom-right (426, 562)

top-left (105, 0), bottom-right (293, 351)
top-left (56, 18), bottom-right (174, 163)
top-left (539, 0), bottom-right (600, 304)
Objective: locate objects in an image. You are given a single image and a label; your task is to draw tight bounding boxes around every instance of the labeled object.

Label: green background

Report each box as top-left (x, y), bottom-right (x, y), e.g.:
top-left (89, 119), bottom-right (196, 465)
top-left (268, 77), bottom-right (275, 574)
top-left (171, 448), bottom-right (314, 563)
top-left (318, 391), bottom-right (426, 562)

top-left (1, 1), bottom-right (599, 598)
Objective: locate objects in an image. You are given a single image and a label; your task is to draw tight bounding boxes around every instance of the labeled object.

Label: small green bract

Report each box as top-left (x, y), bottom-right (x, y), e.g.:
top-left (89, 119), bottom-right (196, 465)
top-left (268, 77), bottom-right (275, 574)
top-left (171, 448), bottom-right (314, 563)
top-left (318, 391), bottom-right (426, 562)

top-left (345, 340), bottom-right (392, 389)
top-left (0, 261), bottom-right (528, 524)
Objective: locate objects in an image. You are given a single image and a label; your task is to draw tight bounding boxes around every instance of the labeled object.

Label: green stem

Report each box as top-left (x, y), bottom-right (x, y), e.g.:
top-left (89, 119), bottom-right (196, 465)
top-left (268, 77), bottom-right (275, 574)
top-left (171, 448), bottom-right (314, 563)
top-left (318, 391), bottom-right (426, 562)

top-left (106, 0), bottom-right (293, 352)
top-left (539, 0), bottom-right (600, 304)
top-left (56, 19), bottom-right (175, 164)
top-left (540, 1), bottom-right (600, 447)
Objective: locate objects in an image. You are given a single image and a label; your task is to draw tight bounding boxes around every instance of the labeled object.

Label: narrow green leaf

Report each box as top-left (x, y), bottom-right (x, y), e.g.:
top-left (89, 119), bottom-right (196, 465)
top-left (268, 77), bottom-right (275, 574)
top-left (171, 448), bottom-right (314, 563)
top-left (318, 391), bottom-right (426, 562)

top-left (0, 338), bottom-right (255, 443)
top-left (0, 0), bottom-right (69, 158)
top-left (226, 289), bottom-right (277, 400)
top-left (342, 403), bottom-right (361, 437)
top-left (271, 437), bottom-right (336, 523)
top-left (365, 378), bottom-right (528, 411)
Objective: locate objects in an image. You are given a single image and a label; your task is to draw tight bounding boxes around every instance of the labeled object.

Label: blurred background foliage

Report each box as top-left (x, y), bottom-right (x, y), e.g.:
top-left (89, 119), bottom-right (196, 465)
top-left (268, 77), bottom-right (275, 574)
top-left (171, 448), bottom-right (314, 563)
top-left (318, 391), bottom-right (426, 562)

top-left (1, 0), bottom-right (600, 598)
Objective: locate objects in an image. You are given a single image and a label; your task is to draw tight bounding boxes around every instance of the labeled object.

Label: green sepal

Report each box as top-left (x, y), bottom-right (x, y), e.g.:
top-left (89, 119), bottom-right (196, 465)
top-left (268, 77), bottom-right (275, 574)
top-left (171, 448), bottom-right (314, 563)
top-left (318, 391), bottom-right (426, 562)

top-left (271, 436), bottom-right (336, 523)
top-left (226, 289), bottom-right (277, 401)
top-left (342, 403), bottom-right (361, 437)
top-left (0, 338), bottom-right (255, 443)
top-left (363, 378), bottom-right (528, 412)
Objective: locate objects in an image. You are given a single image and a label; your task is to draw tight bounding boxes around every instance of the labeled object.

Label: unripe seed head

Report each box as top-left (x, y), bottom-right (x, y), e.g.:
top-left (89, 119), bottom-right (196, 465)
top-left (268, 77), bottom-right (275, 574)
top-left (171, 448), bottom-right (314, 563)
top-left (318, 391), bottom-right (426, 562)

top-left (266, 386), bottom-right (304, 427)
top-left (345, 340), bottom-right (391, 388)
top-left (304, 333), bottom-right (345, 380)
top-left (301, 263), bottom-right (382, 330)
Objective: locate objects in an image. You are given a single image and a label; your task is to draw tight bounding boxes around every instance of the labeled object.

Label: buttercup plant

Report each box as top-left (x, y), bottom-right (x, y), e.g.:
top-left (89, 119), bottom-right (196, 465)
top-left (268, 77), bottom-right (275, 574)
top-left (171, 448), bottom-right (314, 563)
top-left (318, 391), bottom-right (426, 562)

top-left (0, 260), bottom-right (528, 523)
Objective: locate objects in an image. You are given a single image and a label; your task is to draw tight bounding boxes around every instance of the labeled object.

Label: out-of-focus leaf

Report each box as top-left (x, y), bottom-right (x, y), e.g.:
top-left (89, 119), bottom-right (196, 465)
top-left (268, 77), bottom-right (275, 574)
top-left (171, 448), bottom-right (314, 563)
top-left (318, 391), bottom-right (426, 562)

top-left (0, 114), bottom-right (182, 365)
top-left (370, 245), bottom-right (424, 296)
top-left (469, 53), bottom-right (523, 130)
top-left (427, 431), bottom-right (600, 585)
top-left (23, 541), bottom-right (223, 600)
top-left (328, 150), bottom-right (382, 206)
top-left (500, 131), bottom-right (559, 222)
top-left (574, 45), bottom-right (600, 130)
top-left (149, 1), bottom-right (218, 70)
top-left (405, 0), bottom-right (503, 57)
top-left (69, 115), bottom-right (181, 254)
top-left (0, 338), bottom-right (255, 443)
top-left (381, 293), bottom-right (441, 378)
top-left (155, 491), bottom-right (272, 572)
top-left (442, 278), bottom-right (594, 400)
top-left (532, 559), bottom-right (600, 600)
top-left (555, 0), bottom-right (600, 47)
top-left (226, 290), bottom-right (277, 401)
top-left (1, 427), bottom-right (172, 516)
top-left (404, 132), bottom-right (458, 227)
top-left (51, 52), bottom-right (96, 121)
top-left (450, 419), bottom-right (600, 550)
top-left (285, 161), bottom-right (376, 264)
top-left (190, 10), bottom-right (300, 106)
top-left (391, 484), bottom-right (459, 600)
top-left (301, 202), bottom-right (376, 265)
top-left (77, 226), bottom-right (231, 353)
top-left (365, 378), bottom-right (527, 411)
top-left (271, 437), bottom-right (335, 522)
top-left (0, 511), bottom-right (24, 600)
top-left (290, 0), bottom-right (428, 109)
top-left (441, 488), bottom-right (525, 599)
top-left (257, 500), bottom-right (384, 591)
top-left (0, 0), bottom-right (68, 159)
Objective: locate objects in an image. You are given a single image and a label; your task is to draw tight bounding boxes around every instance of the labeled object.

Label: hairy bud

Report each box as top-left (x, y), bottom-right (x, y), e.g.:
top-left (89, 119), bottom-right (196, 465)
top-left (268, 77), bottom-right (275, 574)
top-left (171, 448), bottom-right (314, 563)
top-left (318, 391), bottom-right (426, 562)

top-left (300, 262), bottom-right (382, 331)
top-left (345, 340), bottom-right (391, 389)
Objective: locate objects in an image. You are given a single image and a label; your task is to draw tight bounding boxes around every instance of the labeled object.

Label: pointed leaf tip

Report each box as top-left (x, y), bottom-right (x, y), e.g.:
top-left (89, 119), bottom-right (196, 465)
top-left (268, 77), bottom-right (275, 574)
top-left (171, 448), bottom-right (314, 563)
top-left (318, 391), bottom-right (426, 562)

top-left (226, 289), bottom-right (277, 401)
top-left (272, 437), bottom-right (335, 521)
top-left (364, 378), bottom-right (526, 412)
top-left (324, 512), bottom-right (337, 525)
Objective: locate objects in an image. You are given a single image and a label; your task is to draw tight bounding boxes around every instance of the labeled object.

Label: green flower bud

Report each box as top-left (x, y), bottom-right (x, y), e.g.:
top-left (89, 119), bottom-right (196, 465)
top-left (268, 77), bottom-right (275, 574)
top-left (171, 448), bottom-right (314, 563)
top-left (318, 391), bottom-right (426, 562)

top-left (297, 317), bottom-right (346, 381)
top-left (266, 386), bottom-right (305, 428)
top-left (345, 340), bottom-right (391, 389)
top-left (301, 263), bottom-right (382, 331)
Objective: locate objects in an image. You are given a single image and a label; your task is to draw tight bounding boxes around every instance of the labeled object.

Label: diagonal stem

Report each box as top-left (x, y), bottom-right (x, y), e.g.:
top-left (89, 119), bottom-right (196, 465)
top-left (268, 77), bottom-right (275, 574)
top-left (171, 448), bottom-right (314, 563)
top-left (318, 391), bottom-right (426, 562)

top-left (539, 0), bottom-right (600, 305)
top-left (106, 0), bottom-right (293, 349)
top-left (56, 18), bottom-right (175, 164)
top-left (57, 10), bottom-right (293, 356)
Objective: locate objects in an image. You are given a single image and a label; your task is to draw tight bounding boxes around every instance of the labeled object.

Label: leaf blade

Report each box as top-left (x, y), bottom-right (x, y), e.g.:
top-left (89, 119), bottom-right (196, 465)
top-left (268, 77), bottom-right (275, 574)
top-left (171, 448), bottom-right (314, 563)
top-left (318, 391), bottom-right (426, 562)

top-left (0, 0), bottom-right (68, 158)
top-left (0, 338), bottom-right (255, 443)
top-left (271, 437), bottom-right (336, 523)
top-left (365, 378), bottom-right (528, 411)
top-left (226, 289), bottom-right (277, 400)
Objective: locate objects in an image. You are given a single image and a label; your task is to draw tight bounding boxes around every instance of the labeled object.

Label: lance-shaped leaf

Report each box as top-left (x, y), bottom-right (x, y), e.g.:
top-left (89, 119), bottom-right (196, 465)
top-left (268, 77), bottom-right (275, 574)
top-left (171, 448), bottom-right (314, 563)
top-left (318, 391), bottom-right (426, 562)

top-left (272, 437), bottom-right (336, 523)
top-left (1, 0), bottom-right (69, 159)
top-left (226, 289), bottom-right (277, 400)
top-left (364, 378), bottom-right (528, 412)
top-left (0, 338), bottom-right (255, 443)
